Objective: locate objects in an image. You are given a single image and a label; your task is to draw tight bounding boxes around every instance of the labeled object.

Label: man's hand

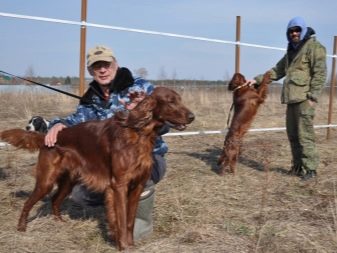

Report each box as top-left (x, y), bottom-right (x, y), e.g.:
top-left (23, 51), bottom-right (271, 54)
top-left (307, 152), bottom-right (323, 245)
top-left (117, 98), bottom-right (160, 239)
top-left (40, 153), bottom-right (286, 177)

top-left (119, 91), bottom-right (146, 110)
top-left (44, 123), bottom-right (66, 147)
top-left (308, 99), bottom-right (316, 107)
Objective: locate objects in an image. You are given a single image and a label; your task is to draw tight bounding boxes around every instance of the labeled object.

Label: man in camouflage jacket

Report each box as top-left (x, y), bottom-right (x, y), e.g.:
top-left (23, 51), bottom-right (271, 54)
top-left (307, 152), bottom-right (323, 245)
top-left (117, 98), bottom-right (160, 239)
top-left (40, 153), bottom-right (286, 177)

top-left (254, 17), bottom-right (327, 180)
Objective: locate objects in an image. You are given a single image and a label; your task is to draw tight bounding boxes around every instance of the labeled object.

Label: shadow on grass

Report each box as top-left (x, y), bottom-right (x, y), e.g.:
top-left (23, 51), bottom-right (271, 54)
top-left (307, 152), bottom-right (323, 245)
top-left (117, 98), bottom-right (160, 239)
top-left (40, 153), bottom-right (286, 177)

top-left (11, 189), bottom-right (114, 246)
top-left (173, 146), bottom-right (289, 175)
top-left (0, 167), bottom-right (9, 180)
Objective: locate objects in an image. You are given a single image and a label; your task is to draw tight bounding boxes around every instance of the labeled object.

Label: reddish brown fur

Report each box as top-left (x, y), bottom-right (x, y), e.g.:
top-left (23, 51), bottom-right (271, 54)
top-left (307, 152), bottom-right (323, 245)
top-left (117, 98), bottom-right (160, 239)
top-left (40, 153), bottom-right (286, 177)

top-left (0, 87), bottom-right (194, 251)
top-left (217, 72), bottom-right (270, 175)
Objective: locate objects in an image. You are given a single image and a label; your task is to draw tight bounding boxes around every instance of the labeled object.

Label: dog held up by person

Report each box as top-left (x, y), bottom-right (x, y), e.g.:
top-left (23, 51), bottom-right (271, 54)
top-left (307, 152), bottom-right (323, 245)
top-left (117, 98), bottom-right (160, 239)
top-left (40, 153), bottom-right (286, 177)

top-left (217, 72), bottom-right (271, 175)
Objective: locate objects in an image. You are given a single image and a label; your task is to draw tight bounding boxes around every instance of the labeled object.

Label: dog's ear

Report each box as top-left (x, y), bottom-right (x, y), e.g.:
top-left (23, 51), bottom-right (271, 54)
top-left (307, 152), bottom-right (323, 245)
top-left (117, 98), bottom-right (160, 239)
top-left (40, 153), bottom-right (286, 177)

top-left (119, 95), bottom-right (157, 129)
top-left (40, 122), bottom-right (48, 133)
top-left (228, 73), bottom-right (246, 91)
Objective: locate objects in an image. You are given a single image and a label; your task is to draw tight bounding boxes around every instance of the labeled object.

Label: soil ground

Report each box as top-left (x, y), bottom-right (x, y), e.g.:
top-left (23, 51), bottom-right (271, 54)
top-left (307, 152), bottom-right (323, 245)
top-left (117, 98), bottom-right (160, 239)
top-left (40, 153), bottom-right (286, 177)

top-left (0, 85), bottom-right (337, 252)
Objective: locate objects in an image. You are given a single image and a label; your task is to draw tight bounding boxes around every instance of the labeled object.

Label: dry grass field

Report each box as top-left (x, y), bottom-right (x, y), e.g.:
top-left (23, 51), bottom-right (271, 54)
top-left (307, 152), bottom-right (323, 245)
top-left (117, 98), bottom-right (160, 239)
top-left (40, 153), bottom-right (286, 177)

top-left (0, 84), bottom-right (337, 253)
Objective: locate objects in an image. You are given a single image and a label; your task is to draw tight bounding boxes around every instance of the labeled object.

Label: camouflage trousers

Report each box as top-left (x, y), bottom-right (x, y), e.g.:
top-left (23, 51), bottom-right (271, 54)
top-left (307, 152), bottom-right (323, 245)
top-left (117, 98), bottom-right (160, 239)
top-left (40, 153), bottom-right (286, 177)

top-left (286, 100), bottom-right (319, 173)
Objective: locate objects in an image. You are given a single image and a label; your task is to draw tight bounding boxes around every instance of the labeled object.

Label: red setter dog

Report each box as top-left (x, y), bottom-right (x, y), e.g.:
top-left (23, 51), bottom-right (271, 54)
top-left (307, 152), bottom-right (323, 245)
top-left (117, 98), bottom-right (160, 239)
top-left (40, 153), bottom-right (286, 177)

top-left (217, 72), bottom-right (270, 175)
top-left (1, 87), bottom-right (194, 250)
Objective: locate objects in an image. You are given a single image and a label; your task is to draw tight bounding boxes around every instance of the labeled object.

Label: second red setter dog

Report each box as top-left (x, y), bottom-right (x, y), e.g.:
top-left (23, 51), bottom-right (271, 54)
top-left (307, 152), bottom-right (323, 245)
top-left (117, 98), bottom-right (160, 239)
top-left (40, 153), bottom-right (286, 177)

top-left (1, 87), bottom-right (195, 251)
top-left (217, 72), bottom-right (270, 175)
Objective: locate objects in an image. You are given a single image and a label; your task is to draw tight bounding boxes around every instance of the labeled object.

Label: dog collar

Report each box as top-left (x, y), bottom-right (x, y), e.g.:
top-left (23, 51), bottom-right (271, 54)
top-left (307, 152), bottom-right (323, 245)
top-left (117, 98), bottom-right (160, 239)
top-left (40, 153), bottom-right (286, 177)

top-left (232, 82), bottom-right (253, 92)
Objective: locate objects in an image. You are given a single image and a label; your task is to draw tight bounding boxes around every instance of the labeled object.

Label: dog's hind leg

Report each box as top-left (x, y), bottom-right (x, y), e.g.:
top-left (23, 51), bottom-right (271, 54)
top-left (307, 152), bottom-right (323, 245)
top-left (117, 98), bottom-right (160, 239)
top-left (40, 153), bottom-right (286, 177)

top-left (218, 135), bottom-right (241, 175)
top-left (18, 150), bottom-right (62, 231)
top-left (217, 136), bottom-right (231, 174)
top-left (51, 172), bottom-right (75, 221)
top-left (228, 148), bottom-right (239, 174)
top-left (217, 135), bottom-right (235, 175)
top-left (17, 167), bottom-right (56, 231)
top-left (217, 150), bottom-right (229, 176)
top-left (217, 148), bottom-right (226, 166)
top-left (228, 136), bottom-right (242, 174)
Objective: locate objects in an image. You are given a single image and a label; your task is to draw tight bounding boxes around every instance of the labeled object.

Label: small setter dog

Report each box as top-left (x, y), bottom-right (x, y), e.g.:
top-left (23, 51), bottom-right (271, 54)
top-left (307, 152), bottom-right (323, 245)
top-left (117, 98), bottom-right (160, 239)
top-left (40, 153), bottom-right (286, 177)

top-left (217, 72), bottom-right (270, 175)
top-left (1, 87), bottom-right (195, 250)
top-left (26, 116), bottom-right (50, 133)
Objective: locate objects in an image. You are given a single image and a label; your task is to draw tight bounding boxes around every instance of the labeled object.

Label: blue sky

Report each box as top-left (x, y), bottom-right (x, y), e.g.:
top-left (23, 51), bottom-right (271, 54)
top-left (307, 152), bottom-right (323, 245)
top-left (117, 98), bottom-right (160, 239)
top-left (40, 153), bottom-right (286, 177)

top-left (1, 0), bottom-right (336, 80)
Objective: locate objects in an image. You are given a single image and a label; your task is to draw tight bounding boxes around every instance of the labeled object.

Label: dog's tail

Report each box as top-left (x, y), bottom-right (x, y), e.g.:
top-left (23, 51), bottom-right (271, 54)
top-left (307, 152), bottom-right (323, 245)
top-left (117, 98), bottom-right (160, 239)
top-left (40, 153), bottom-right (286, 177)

top-left (0, 129), bottom-right (45, 151)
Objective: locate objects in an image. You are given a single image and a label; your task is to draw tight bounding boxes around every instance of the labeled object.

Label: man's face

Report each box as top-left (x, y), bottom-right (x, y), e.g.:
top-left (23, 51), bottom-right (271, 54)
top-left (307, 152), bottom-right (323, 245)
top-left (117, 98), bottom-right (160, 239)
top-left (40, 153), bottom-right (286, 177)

top-left (288, 26), bottom-right (301, 44)
top-left (88, 61), bottom-right (118, 86)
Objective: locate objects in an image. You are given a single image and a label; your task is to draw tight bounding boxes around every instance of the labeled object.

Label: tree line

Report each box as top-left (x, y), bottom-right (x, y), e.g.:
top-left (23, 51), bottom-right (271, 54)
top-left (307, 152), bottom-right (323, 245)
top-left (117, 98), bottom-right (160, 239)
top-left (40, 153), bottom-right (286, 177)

top-left (0, 75), bottom-right (78, 86)
top-left (0, 74), bottom-right (227, 87)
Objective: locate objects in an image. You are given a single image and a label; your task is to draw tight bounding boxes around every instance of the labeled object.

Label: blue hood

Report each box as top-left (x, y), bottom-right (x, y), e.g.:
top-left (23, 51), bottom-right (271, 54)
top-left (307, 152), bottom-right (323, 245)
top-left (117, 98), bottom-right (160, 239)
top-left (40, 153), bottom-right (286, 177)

top-left (286, 16), bottom-right (308, 42)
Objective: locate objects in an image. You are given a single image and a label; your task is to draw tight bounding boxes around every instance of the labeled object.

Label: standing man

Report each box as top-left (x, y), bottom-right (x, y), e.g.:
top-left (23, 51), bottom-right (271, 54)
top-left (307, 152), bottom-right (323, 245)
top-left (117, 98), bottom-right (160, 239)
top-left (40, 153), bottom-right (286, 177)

top-left (253, 17), bottom-right (327, 180)
top-left (45, 45), bottom-right (168, 239)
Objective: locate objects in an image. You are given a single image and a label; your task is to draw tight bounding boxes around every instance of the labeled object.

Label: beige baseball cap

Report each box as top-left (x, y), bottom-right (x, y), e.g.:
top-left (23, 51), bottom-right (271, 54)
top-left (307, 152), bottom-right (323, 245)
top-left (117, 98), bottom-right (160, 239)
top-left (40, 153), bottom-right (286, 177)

top-left (86, 45), bottom-right (115, 67)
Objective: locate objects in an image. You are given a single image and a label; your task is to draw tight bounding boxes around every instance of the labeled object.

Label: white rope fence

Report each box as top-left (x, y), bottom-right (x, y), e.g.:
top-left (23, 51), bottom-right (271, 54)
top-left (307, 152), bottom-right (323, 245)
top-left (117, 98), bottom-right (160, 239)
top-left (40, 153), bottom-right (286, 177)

top-left (163, 124), bottom-right (337, 136)
top-left (0, 12), bottom-right (336, 58)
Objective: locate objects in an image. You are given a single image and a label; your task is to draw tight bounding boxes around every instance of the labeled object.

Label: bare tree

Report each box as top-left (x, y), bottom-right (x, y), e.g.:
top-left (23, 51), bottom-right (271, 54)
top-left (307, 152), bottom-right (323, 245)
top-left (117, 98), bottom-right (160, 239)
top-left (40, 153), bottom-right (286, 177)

top-left (25, 65), bottom-right (35, 79)
top-left (171, 69), bottom-right (178, 86)
top-left (24, 65), bottom-right (36, 85)
top-left (158, 66), bottom-right (167, 80)
top-left (171, 69), bottom-right (178, 80)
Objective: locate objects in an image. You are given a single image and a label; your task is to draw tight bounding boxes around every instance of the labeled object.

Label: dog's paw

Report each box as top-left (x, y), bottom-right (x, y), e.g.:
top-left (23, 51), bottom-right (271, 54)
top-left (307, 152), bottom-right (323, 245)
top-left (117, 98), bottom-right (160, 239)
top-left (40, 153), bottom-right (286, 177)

top-left (17, 224), bottom-right (27, 232)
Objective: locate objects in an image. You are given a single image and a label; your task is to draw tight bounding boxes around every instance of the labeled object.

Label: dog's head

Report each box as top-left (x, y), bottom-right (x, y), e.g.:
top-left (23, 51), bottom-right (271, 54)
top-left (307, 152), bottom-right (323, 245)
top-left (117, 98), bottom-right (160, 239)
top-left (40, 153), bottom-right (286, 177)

top-left (26, 116), bottom-right (50, 133)
top-left (118, 87), bottom-right (195, 131)
top-left (228, 73), bottom-right (246, 91)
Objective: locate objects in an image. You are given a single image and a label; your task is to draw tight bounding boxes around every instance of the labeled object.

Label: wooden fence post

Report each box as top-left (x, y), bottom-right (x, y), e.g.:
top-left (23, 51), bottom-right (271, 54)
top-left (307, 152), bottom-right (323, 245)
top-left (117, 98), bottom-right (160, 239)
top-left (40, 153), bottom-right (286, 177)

top-left (79, 0), bottom-right (87, 96)
top-left (235, 16), bottom-right (241, 73)
top-left (326, 36), bottom-right (337, 139)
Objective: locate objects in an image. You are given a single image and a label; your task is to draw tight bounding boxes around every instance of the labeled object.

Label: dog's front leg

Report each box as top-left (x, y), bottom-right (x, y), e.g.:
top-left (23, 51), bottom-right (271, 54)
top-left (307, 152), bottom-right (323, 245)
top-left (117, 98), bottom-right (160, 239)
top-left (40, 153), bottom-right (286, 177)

top-left (114, 184), bottom-right (129, 250)
top-left (257, 72), bottom-right (271, 100)
top-left (104, 187), bottom-right (118, 246)
top-left (127, 183), bottom-right (145, 245)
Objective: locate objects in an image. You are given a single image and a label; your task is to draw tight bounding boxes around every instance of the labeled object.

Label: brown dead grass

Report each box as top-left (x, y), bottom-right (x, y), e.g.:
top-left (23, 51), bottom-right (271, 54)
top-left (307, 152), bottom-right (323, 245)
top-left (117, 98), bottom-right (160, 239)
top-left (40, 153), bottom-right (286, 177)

top-left (0, 84), bottom-right (337, 253)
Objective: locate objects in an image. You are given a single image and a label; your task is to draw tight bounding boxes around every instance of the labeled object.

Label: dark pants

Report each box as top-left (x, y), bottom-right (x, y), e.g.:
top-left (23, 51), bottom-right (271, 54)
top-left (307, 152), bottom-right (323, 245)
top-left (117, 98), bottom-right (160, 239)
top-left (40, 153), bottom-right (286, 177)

top-left (286, 100), bottom-right (319, 172)
top-left (71, 154), bottom-right (166, 207)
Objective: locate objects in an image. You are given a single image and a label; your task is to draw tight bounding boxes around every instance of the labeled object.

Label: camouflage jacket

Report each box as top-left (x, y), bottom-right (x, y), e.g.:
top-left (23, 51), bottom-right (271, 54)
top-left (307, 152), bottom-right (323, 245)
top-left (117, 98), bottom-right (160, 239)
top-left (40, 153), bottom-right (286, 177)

top-left (255, 34), bottom-right (327, 104)
top-left (49, 67), bottom-right (168, 155)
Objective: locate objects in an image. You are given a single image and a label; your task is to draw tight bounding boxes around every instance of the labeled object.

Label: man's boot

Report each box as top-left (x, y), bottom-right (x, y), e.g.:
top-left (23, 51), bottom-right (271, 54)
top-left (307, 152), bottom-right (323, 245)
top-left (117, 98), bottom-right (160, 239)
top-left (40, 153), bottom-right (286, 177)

top-left (287, 163), bottom-right (302, 176)
top-left (133, 182), bottom-right (155, 240)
